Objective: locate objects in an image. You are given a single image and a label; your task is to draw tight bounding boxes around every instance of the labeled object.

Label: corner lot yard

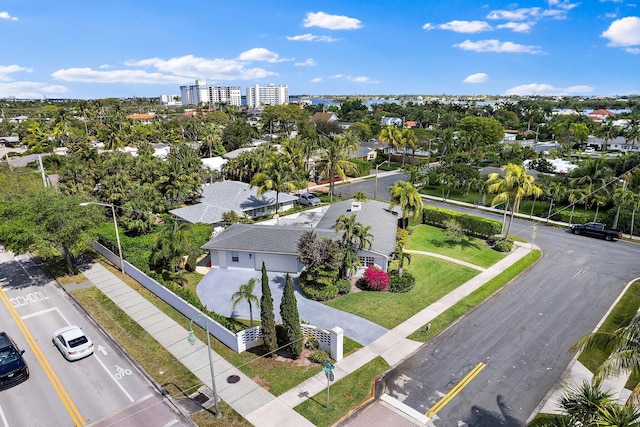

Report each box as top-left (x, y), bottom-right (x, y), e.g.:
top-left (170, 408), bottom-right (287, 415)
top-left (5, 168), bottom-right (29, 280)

top-left (326, 224), bottom-right (505, 329)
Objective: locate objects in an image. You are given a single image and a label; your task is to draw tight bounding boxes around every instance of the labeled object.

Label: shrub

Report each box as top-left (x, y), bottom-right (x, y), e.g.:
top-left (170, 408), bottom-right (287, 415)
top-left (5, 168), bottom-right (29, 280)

top-left (363, 266), bottom-right (390, 291)
top-left (493, 240), bottom-right (513, 252)
top-left (308, 349), bottom-right (331, 364)
top-left (336, 279), bottom-right (352, 294)
top-left (305, 335), bottom-right (320, 350)
top-left (422, 206), bottom-right (501, 238)
top-left (350, 158), bottom-right (372, 177)
top-left (444, 219), bottom-right (464, 244)
top-left (389, 272), bottom-right (416, 293)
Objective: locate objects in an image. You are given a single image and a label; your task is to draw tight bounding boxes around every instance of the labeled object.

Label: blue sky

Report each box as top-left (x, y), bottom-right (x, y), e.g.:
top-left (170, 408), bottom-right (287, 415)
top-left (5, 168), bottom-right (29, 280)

top-left (1, 0), bottom-right (639, 99)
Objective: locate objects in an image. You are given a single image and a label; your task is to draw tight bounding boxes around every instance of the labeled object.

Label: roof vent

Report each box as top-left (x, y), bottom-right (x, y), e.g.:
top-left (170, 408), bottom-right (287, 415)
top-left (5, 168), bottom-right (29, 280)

top-left (351, 201), bottom-right (361, 211)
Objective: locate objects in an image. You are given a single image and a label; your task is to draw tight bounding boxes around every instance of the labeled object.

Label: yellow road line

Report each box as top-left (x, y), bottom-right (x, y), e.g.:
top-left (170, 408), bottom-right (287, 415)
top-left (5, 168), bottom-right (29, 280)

top-left (426, 362), bottom-right (486, 418)
top-left (0, 288), bottom-right (86, 426)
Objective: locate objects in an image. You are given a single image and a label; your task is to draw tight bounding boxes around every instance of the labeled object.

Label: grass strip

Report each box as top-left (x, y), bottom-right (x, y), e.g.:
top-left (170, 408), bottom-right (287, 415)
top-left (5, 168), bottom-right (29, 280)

top-left (575, 280), bottom-right (640, 390)
top-left (408, 250), bottom-right (541, 341)
top-left (72, 286), bottom-right (250, 427)
top-left (294, 356), bottom-right (389, 427)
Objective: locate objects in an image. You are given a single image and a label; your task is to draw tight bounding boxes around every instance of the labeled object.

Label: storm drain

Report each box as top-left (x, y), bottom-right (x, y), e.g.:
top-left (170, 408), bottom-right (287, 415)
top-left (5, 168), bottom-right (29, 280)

top-left (193, 392), bottom-right (209, 405)
top-left (227, 375), bottom-right (240, 384)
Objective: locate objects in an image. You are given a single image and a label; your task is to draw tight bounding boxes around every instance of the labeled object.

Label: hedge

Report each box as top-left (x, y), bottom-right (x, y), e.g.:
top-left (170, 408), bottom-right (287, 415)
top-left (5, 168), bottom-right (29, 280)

top-left (422, 206), bottom-right (501, 238)
top-left (350, 158), bottom-right (372, 177)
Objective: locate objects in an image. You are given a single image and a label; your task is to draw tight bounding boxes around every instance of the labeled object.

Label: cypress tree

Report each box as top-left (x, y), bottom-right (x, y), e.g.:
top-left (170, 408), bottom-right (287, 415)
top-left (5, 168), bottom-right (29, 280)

top-left (260, 262), bottom-right (278, 355)
top-left (279, 273), bottom-right (303, 358)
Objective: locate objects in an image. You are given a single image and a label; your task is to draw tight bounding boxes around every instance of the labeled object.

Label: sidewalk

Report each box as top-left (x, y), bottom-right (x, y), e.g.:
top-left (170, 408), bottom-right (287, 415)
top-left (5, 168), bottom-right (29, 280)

top-left (80, 239), bottom-right (534, 427)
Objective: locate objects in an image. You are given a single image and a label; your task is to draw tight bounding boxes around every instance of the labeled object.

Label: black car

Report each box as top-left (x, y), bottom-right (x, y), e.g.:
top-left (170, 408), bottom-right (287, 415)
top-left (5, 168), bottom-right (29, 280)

top-left (0, 332), bottom-right (29, 390)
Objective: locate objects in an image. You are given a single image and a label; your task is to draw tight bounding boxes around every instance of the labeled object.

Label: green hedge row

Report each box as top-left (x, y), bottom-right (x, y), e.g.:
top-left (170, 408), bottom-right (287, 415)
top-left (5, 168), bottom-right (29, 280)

top-left (350, 159), bottom-right (372, 177)
top-left (422, 206), bottom-right (501, 238)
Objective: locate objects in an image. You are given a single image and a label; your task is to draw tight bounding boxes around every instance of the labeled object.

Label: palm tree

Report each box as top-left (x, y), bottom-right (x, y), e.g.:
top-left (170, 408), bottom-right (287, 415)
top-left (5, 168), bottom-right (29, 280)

top-left (624, 116), bottom-right (640, 150)
top-left (250, 153), bottom-right (299, 216)
top-left (379, 125), bottom-right (402, 163)
top-left (388, 180), bottom-right (423, 229)
top-left (231, 278), bottom-right (260, 327)
top-left (393, 243), bottom-right (411, 277)
top-left (200, 122), bottom-right (223, 158)
top-left (568, 188), bottom-right (587, 225)
top-left (573, 318), bottom-right (640, 405)
top-left (400, 128), bottom-right (418, 165)
top-left (150, 217), bottom-right (196, 286)
top-left (487, 163), bottom-right (542, 238)
top-left (316, 131), bottom-right (359, 202)
top-left (546, 181), bottom-right (566, 223)
top-left (628, 193), bottom-right (640, 238)
top-left (335, 214), bottom-right (373, 277)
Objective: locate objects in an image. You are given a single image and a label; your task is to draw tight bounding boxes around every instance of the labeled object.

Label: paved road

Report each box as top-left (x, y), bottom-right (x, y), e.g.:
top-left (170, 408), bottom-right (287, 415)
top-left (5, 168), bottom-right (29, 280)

top-left (380, 202), bottom-right (640, 426)
top-left (0, 251), bottom-right (189, 426)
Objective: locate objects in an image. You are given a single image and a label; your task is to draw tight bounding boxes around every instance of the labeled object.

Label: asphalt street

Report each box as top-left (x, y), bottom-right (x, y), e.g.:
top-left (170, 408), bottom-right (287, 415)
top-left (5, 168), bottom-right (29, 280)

top-left (0, 251), bottom-right (189, 426)
top-left (380, 198), bottom-right (640, 425)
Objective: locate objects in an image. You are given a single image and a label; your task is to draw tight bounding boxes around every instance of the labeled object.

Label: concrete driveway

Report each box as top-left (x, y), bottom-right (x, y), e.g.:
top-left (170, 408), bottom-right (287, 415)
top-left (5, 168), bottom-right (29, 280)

top-left (196, 268), bottom-right (388, 346)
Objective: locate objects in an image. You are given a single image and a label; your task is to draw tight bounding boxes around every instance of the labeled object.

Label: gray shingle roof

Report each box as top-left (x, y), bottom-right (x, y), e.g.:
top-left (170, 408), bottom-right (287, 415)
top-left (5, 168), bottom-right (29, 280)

top-left (169, 181), bottom-right (298, 225)
top-left (202, 223), bottom-right (337, 254)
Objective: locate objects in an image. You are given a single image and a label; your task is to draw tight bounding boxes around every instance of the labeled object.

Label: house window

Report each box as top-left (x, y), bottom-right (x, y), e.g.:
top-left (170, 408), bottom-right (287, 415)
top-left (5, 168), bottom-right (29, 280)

top-left (359, 256), bottom-right (375, 267)
top-left (231, 252), bottom-right (239, 262)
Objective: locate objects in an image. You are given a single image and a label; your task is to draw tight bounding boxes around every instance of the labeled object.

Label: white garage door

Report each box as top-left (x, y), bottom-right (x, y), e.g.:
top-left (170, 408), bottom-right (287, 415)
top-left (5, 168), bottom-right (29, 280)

top-left (254, 253), bottom-right (300, 273)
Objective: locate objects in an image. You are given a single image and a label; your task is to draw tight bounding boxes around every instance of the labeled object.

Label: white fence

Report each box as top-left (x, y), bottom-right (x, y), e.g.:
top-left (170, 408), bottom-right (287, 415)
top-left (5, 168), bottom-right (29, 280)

top-left (91, 242), bottom-right (343, 360)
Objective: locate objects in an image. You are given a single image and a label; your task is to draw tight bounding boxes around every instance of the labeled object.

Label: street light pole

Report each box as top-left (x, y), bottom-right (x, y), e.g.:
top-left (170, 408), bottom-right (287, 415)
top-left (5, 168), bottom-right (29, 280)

top-left (374, 160), bottom-right (390, 200)
top-left (80, 202), bottom-right (125, 274)
top-left (188, 315), bottom-right (222, 419)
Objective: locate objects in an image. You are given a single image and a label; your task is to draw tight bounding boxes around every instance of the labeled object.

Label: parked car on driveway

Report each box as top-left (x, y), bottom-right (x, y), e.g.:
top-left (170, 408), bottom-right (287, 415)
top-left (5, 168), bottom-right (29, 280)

top-left (570, 222), bottom-right (622, 241)
top-left (0, 332), bottom-right (29, 389)
top-left (295, 193), bottom-right (321, 207)
top-left (52, 325), bottom-right (94, 361)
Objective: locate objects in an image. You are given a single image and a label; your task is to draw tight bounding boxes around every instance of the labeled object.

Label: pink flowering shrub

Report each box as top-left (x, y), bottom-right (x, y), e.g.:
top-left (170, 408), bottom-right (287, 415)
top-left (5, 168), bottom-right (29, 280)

top-left (363, 266), bottom-right (390, 291)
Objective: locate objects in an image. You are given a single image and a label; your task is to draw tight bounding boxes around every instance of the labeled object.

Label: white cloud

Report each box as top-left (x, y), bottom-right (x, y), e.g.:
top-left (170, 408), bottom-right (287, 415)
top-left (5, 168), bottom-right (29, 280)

top-left (422, 23), bottom-right (434, 30)
top-left (237, 48), bottom-right (289, 63)
top-left (496, 22), bottom-right (533, 32)
top-left (330, 74), bottom-right (344, 79)
top-left (52, 68), bottom-right (190, 84)
top-left (0, 11), bottom-right (18, 21)
top-left (286, 33), bottom-right (339, 42)
top-left (626, 47), bottom-right (640, 54)
top-left (310, 77), bottom-right (323, 83)
top-left (99, 64), bottom-right (112, 69)
top-left (124, 54), bottom-right (277, 80)
top-left (454, 39), bottom-right (543, 54)
top-left (0, 65), bottom-right (32, 81)
top-left (487, 8), bottom-right (541, 21)
top-left (463, 73), bottom-right (489, 83)
top-left (303, 11), bottom-right (362, 30)
top-left (548, 0), bottom-right (579, 10)
top-left (601, 17), bottom-right (640, 47)
top-left (295, 58), bottom-right (317, 66)
top-left (328, 74), bottom-right (378, 83)
top-left (505, 83), bottom-right (594, 95)
top-left (0, 81), bottom-right (68, 98)
top-left (439, 20), bottom-right (492, 33)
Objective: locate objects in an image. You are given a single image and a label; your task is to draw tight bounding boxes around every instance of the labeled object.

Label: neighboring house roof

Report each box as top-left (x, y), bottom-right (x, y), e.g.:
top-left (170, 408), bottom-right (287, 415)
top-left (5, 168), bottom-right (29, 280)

top-left (352, 146), bottom-right (376, 158)
top-left (405, 121), bottom-right (418, 128)
top-left (201, 156), bottom-right (227, 171)
top-left (127, 113), bottom-right (155, 120)
top-left (380, 116), bottom-right (402, 126)
top-left (223, 147), bottom-right (255, 159)
top-left (170, 180), bottom-right (298, 224)
top-left (312, 112), bottom-right (338, 122)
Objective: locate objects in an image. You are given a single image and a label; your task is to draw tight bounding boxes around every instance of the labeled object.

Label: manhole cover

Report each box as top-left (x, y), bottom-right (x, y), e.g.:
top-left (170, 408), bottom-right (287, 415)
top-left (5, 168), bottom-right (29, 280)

top-left (193, 392), bottom-right (209, 404)
top-left (227, 375), bottom-right (240, 384)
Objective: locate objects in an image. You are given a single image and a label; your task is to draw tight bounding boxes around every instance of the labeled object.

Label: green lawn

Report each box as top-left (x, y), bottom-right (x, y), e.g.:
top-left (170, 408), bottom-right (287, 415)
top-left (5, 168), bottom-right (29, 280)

top-left (406, 224), bottom-right (505, 268)
top-left (326, 255), bottom-right (478, 329)
top-left (294, 357), bottom-right (389, 427)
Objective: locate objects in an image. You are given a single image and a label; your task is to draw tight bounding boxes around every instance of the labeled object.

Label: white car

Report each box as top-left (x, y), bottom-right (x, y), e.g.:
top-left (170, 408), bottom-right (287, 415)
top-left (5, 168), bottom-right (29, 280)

top-left (296, 193), bottom-right (321, 207)
top-left (52, 326), bottom-right (94, 361)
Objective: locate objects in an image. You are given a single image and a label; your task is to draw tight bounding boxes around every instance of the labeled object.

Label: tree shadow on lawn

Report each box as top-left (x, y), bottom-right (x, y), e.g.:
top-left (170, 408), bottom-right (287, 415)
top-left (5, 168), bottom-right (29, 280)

top-left (427, 238), bottom-right (484, 252)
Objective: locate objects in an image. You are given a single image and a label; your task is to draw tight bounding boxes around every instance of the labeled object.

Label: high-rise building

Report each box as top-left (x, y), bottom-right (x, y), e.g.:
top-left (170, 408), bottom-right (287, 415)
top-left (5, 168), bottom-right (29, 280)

top-left (246, 83), bottom-right (289, 109)
top-left (180, 80), bottom-right (242, 107)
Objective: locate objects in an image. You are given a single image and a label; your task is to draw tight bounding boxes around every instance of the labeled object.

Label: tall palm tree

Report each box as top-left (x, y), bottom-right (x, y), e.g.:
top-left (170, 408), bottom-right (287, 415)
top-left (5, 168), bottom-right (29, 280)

top-left (612, 186), bottom-right (634, 229)
top-left (393, 243), bottom-right (411, 277)
top-left (200, 122), bottom-right (223, 158)
top-left (335, 214), bottom-right (373, 278)
top-left (379, 125), bottom-right (403, 163)
top-left (316, 131), bottom-right (359, 202)
top-left (624, 116), bottom-right (640, 150)
top-left (568, 188), bottom-right (587, 225)
top-left (150, 217), bottom-right (196, 286)
top-left (388, 180), bottom-right (423, 229)
top-left (487, 163), bottom-right (542, 238)
top-left (231, 278), bottom-right (260, 327)
top-left (546, 181), bottom-right (567, 223)
top-left (400, 128), bottom-right (418, 165)
top-left (250, 153), bottom-right (299, 216)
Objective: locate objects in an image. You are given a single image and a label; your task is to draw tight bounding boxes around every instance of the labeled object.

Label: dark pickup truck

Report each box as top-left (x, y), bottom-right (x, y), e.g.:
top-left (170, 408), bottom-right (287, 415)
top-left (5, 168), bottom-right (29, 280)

top-left (570, 222), bottom-right (622, 241)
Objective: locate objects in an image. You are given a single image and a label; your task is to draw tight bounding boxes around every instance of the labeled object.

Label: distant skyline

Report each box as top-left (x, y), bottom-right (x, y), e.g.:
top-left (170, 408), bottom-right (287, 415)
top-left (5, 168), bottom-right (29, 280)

top-left (1, 0), bottom-right (639, 100)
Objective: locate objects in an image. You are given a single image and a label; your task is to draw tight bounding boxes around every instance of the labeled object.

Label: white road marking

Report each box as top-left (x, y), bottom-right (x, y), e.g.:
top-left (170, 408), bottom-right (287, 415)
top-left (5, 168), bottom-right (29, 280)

top-left (21, 307), bottom-right (72, 325)
top-left (571, 269), bottom-right (583, 280)
top-left (94, 355), bottom-right (134, 402)
top-left (0, 403), bottom-right (8, 427)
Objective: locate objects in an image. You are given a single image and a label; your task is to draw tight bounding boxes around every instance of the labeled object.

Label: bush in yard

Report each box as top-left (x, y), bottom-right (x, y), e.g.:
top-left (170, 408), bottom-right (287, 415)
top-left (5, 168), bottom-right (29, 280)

top-left (363, 265), bottom-right (390, 291)
top-left (389, 271), bottom-right (416, 293)
top-left (308, 349), bottom-right (331, 364)
top-left (489, 234), bottom-right (513, 252)
top-left (304, 335), bottom-right (319, 350)
top-left (336, 279), bottom-right (352, 294)
top-left (444, 219), bottom-right (464, 244)
top-left (422, 206), bottom-right (501, 238)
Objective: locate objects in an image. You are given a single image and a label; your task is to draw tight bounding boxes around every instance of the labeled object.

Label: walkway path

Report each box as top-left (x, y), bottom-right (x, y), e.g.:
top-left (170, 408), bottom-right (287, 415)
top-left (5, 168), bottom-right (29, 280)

top-left (404, 249), bottom-right (487, 272)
